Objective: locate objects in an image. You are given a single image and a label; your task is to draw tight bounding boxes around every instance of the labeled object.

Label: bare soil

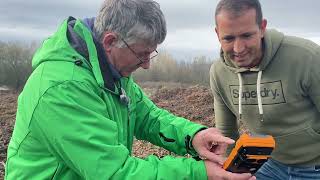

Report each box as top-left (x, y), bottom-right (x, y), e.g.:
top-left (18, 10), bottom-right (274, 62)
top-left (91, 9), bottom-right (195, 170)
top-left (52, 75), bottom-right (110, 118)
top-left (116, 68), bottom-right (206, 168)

top-left (0, 90), bottom-right (18, 179)
top-left (0, 82), bottom-right (220, 179)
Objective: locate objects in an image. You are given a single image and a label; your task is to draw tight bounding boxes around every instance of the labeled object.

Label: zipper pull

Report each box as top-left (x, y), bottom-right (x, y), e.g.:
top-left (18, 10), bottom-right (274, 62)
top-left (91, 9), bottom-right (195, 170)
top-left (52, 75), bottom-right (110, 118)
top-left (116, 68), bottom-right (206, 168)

top-left (120, 88), bottom-right (130, 106)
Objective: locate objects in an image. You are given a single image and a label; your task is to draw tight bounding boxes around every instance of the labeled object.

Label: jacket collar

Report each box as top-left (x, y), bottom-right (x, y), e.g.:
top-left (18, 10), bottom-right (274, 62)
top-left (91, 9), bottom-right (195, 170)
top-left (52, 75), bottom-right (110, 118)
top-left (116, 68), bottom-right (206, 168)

top-left (66, 16), bottom-right (121, 92)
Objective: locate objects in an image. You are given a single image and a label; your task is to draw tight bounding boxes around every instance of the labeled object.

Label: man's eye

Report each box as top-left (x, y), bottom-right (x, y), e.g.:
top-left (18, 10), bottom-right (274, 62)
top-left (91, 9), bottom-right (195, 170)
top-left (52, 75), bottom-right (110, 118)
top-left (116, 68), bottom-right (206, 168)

top-left (223, 36), bottom-right (234, 42)
top-left (242, 34), bottom-right (252, 38)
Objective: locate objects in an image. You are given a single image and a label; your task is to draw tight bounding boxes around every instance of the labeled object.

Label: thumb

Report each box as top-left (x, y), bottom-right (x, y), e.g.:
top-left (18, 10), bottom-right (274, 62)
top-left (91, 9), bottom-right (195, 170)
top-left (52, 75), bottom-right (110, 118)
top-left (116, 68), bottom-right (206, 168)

top-left (228, 172), bottom-right (255, 180)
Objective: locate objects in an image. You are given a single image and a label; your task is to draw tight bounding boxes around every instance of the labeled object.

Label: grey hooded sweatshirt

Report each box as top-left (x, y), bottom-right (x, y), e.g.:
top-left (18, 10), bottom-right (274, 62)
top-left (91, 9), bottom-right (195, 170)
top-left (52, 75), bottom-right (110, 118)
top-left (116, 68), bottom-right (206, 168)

top-left (210, 29), bottom-right (320, 166)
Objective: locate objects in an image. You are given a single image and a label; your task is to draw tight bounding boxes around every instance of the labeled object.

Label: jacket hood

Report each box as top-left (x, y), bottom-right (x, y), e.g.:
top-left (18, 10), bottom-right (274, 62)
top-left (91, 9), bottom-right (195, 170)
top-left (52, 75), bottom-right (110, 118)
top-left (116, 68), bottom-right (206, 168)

top-left (219, 29), bottom-right (284, 73)
top-left (31, 17), bottom-right (119, 92)
top-left (32, 17), bottom-right (88, 69)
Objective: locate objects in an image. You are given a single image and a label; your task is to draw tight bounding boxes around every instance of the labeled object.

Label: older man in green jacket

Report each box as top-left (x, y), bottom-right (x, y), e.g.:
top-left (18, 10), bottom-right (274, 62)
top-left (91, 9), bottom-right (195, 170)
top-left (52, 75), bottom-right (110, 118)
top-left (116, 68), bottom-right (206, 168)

top-left (5, 0), bottom-right (256, 180)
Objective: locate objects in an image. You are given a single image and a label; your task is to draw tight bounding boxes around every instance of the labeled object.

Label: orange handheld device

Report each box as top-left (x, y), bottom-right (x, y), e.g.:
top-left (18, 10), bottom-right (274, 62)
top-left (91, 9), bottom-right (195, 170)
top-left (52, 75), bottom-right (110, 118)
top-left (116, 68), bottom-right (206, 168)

top-left (223, 134), bottom-right (275, 173)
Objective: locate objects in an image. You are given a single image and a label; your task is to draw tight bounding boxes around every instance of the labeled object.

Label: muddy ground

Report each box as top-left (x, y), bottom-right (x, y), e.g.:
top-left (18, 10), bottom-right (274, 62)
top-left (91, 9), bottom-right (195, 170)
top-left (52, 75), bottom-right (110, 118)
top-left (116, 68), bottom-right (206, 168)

top-left (0, 89), bottom-right (17, 179)
top-left (0, 82), bottom-right (244, 179)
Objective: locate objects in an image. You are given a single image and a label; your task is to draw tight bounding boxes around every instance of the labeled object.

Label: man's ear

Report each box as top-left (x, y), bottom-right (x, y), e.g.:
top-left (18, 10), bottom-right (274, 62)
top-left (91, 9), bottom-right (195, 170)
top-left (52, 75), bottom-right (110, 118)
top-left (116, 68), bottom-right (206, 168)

top-left (215, 27), bottom-right (221, 42)
top-left (260, 19), bottom-right (268, 37)
top-left (102, 32), bottom-right (117, 53)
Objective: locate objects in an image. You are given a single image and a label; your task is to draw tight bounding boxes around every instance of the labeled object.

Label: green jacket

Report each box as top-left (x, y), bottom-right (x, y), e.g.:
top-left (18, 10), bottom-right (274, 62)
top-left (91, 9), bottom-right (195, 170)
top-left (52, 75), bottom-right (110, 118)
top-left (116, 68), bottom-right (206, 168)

top-left (5, 17), bottom-right (207, 180)
top-left (210, 29), bottom-right (320, 166)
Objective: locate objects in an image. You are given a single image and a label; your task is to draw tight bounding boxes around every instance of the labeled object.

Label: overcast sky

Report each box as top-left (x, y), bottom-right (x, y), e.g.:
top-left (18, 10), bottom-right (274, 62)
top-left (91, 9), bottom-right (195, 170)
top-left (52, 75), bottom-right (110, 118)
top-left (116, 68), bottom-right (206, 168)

top-left (1, 0), bottom-right (320, 60)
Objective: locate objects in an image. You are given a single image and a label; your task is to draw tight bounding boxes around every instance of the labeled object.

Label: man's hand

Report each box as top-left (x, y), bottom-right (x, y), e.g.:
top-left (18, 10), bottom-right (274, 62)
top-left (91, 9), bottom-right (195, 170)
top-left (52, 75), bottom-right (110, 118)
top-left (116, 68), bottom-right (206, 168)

top-left (192, 128), bottom-right (234, 165)
top-left (204, 160), bottom-right (256, 180)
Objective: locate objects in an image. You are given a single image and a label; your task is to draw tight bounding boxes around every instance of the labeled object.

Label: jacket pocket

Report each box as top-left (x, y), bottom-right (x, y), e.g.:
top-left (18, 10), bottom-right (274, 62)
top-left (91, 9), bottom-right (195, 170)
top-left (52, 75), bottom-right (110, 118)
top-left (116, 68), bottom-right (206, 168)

top-left (159, 132), bottom-right (176, 142)
top-left (307, 126), bottom-right (320, 139)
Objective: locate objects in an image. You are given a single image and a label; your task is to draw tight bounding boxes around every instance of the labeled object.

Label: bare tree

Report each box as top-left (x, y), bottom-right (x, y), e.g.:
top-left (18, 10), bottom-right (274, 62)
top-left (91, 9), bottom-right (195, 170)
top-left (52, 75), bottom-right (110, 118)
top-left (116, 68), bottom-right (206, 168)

top-left (0, 41), bottom-right (36, 90)
top-left (133, 51), bottom-right (214, 85)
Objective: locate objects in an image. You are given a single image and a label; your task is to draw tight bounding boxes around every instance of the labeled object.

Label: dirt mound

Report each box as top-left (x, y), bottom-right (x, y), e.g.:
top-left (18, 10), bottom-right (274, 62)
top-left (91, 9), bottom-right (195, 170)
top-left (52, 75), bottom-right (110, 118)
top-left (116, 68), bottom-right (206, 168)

top-left (0, 84), bottom-right (216, 178)
top-left (151, 85), bottom-right (214, 126)
top-left (0, 90), bottom-right (18, 179)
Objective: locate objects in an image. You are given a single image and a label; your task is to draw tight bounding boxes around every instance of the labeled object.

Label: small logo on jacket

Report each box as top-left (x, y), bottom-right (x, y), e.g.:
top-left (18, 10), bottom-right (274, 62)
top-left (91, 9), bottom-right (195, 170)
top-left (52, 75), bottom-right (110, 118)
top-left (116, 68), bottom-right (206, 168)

top-left (230, 80), bottom-right (286, 105)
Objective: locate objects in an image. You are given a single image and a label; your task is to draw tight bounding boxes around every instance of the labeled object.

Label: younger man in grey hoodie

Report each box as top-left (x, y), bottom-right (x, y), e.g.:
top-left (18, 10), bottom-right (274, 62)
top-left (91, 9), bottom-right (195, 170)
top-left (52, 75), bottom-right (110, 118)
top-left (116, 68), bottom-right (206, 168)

top-left (210, 0), bottom-right (320, 179)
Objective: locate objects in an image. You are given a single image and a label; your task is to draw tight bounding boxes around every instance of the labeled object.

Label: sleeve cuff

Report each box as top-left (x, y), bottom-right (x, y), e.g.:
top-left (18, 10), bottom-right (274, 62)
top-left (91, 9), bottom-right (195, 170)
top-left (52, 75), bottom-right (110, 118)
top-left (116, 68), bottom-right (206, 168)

top-left (185, 127), bottom-right (207, 157)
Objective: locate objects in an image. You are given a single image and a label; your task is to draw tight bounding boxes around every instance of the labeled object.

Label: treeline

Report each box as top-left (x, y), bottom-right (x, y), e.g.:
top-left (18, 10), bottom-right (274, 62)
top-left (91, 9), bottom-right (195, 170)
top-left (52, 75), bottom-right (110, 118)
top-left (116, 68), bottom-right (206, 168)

top-left (0, 41), bottom-right (215, 90)
top-left (0, 41), bottom-right (37, 90)
top-left (133, 52), bottom-right (214, 85)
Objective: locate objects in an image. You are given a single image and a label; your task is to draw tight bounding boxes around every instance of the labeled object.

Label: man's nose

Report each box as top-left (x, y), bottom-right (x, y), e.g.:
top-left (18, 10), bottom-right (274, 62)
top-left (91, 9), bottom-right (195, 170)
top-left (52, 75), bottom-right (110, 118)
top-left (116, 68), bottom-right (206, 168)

top-left (140, 60), bottom-right (150, 69)
top-left (233, 39), bottom-right (245, 53)
top-left (143, 55), bottom-right (151, 62)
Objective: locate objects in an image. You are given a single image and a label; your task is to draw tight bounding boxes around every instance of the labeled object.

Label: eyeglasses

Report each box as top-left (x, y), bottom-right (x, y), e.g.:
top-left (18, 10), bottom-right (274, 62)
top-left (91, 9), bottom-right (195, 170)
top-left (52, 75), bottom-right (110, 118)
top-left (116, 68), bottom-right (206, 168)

top-left (120, 37), bottom-right (158, 64)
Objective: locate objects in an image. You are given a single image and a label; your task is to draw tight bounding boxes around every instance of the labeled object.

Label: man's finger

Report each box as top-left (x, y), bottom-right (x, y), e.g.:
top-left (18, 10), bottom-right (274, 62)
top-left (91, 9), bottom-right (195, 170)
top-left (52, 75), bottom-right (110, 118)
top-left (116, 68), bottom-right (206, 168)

top-left (211, 143), bottom-right (228, 155)
top-left (201, 151), bottom-right (225, 165)
top-left (228, 172), bottom-right (255, 180)
top-left (210, 135), bottom-right (235, 145)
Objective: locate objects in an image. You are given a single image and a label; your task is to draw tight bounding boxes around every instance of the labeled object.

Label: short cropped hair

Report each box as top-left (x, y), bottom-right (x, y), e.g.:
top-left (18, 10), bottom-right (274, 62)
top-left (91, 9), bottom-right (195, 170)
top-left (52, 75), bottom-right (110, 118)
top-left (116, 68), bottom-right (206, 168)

top-left (94, 0), bottom-right (167, 47)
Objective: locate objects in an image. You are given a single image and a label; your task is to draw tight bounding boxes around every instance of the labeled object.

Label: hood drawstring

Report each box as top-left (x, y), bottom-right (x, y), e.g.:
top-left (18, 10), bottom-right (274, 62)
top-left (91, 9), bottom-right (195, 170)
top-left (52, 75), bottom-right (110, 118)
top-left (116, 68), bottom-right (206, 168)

top-left (237, 73), bottom-right (243, 120)
top-left (237, 71), bottom-right (264, 121)
top-left (257, 71), bottom-right (264, 121)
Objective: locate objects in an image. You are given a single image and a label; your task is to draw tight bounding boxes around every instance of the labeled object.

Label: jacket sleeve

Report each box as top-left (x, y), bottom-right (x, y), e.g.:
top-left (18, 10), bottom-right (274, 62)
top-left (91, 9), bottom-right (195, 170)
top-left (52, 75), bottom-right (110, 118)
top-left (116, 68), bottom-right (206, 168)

top-left (132, 83), bottom-right (207, 157)
top-left (209, 64), bottom-right (239, 155)
top-left (30, 81), bottom-right (207, 180)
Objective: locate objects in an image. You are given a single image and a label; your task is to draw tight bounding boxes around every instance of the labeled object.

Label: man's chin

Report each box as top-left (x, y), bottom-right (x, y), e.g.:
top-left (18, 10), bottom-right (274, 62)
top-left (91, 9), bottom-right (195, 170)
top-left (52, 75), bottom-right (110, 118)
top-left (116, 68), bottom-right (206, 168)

top-left (233, 61), bottom-right (250, 68)
top-left (121, 73), bottom-right (131, 77)
top-left (120, 67), bottom-right (138, 77)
